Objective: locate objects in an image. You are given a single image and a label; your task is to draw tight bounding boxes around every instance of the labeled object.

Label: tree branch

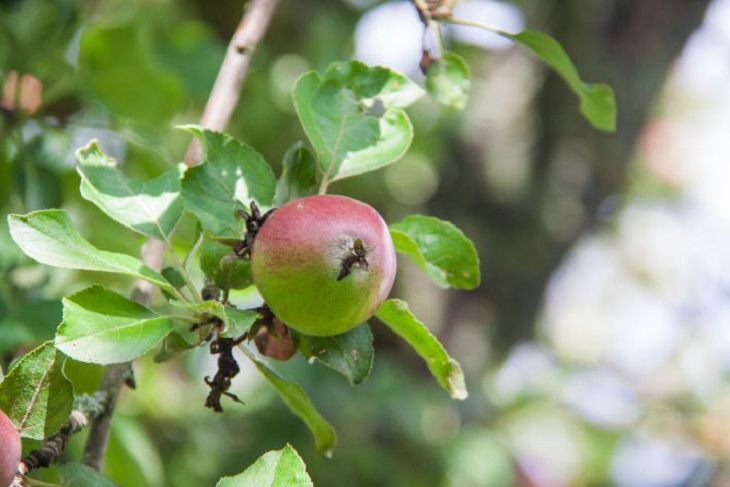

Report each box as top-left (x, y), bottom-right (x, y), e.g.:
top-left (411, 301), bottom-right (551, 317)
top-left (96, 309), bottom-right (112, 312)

top-left (81, 238), bottom-right (165, 471)
top-left (13, 394), bottom-right (108, 486)
top-left (79, 0), bottom-right (280, 473)
top-left (184, 0), bottom-right (280, 165)
top-left (80, 364), bottom-right (130, 470)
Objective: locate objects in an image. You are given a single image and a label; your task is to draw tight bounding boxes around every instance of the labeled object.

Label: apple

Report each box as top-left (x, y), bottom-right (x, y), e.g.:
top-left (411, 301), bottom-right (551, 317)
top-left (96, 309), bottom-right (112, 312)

top-left (251, 195), bottom-right (396, 336)
top-left (254, 318), bottom-right (297, 360)
top-left (0, 409), bottom-right (20, 487)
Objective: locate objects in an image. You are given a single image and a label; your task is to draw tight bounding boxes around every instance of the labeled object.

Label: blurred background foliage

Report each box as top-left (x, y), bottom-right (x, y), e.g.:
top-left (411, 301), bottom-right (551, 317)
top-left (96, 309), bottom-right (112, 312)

top-left (3, 0), bottom-right (730, 485)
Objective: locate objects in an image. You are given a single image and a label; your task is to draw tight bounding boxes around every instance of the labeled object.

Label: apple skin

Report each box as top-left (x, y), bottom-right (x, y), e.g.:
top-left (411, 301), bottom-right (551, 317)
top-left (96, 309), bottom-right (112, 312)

top-left (252, 195), bottom-right (396, 336)
top-left (0, 409), bottom-right (20, 487)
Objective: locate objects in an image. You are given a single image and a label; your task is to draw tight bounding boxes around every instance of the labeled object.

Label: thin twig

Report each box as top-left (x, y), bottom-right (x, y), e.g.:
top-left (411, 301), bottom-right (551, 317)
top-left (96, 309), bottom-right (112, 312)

top-left (443, 16), bottom-right (509, 36)
top-left (409, 0), bottom-right (445, 60)
top-left (80, 0), bottom-right (280, 473)
top-left (429, 20), bottom-right (445, 58)
top-left (80, 364), bottom-right (129, 470)
top-left (184, 0), bottom-right (280, 165)
top-left (13, 394), bottom-right (108, 487)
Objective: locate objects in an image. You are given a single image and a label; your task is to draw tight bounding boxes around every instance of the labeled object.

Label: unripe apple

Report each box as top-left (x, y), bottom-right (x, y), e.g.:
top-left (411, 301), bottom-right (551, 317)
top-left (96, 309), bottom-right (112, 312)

top-left (252, 195), bottom-right (396, 336)
top-left (0, 409), bottom-right (20, 487)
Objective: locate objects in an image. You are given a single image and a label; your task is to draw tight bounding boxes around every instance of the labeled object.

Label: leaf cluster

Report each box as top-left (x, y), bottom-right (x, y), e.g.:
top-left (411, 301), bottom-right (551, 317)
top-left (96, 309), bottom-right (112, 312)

top-left (2, 11), bottom-right (616, 479)
top-left (4, 61), bottom-right (482, 466)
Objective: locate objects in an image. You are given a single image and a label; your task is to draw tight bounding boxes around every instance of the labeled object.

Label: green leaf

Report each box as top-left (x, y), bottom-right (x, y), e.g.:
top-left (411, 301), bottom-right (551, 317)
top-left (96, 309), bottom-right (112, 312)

top-left (504, 30), bottom-right (616, 132)
top-left (76, 140), bottom-right (185, 240)
top-left (7, 210), bottom-right (174, 293)
top-left (296, 72), bottom-right (378, 178)
top-left (217, 444), bottom-right (313, 487)
top-left (161, 266), bottom-right (186, 290)
top-left (390, 215), bottom-right (480, 290)
top-left (60, 462), bottom-right (119, 486)
top-left (173, 300), bottom-right (259, 338)
top-left (298, 323), bottom-right (374, 385)
top-left (153, 332), bottom-right (196, 363)
top-left (293, 61), bottom-right (423, 186)
top-left (160, 266), bottom-right (187, 301)
top-left (56, 285), bottom-right (174, 364)
top-left (174, 299), bottom-right (227, 319)
top-left (375, 299), bottom-right (467, 400)
top-left (426, 52), bottom-right (471, 110)
top-left (323, 60), bottom-right (425, 109)
top-left (0, 341), bottom-right (74, 439)
top-left (246, 350), bottom-right (336, 457)
top-left (224, 308), bottom-right (259, 338)
top-left (180, 126), bottom-right (277, 237)
top-left (333, 109), bottom-right (413, 182)
top-left (274, 142), bottom-right (319, 205)
top-left (199, 239), bottom-right (252, 290)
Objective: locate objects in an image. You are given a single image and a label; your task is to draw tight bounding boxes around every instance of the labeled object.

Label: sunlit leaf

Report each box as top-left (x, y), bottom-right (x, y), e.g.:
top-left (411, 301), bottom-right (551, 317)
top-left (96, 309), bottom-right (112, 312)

top-left (56, 285), bottom-right (174, 364)
top-left (76, 140), bottom-right (185, 240)
top-left (217, 444), bottom-right (313, 487)
top-left (7, 210), bottom-right (174, 293)
top-left (333, 109), bottom-right (413, 181)
top-left (246, 350), bottom-right (336, 456)
top-left (0, 341), bottom-right (74, 439)
top-left (426, 52), bottom-right (471, 110)
top-left (293, 61), bottom-right (423, 186)
top-left (323, 60), bottom-right (425, 109)
top-left (375, 299), bottom-right (467, 400)
top-left (390, 215), bottom-right (480, 289)
top-left (180, 126), bottom-right (277, 237)
top-left (298, 323), bottom-right (374, 385)
top-left (297, 73), bottom-right (378, 177)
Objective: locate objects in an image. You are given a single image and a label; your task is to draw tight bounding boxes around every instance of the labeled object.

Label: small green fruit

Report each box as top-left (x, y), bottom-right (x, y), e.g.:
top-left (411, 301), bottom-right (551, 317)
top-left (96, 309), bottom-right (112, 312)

top-left (0, 408), bottom-right (20, 487)
top-left (252, 195), bottom-right (396, 336)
